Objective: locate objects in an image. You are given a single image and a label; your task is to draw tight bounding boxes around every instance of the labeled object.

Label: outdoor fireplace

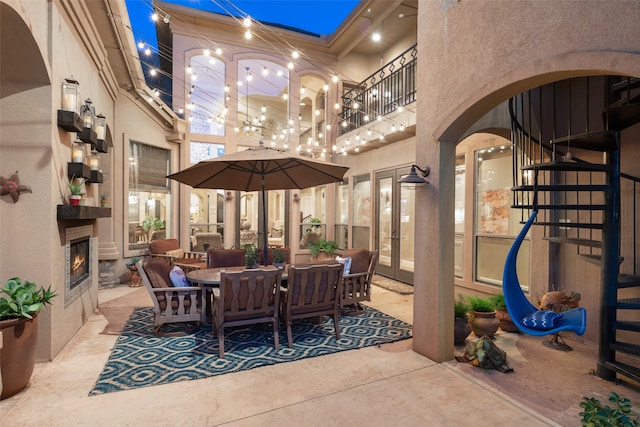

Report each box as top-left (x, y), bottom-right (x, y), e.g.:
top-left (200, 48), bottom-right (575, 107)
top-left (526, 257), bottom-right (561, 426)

top-left (69, 237), bottom-right (89, 289)
top-left (65, 225), bottom-right (93, 307)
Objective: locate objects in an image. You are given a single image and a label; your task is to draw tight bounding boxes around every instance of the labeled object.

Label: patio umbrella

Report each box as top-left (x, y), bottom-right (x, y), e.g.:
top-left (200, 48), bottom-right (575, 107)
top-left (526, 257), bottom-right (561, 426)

top-left (167, 141), bottom-right (349, 263)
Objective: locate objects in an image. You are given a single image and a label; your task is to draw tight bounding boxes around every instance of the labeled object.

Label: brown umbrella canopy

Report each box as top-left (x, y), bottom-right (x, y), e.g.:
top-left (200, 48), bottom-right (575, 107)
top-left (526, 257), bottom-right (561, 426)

top-left (167, 142), bottom-right (349, 192)
top-left (167, 142), bottom-right (349, 261)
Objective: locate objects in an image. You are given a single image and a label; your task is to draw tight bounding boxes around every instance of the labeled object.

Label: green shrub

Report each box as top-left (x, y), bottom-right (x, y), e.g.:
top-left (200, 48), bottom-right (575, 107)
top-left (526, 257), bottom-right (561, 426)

top-left (466, 295), bottom-right (495, 313)
top-left (579, 391), bottom-right (639, 426)
top-left (490, 293), bottom-right (506, 310)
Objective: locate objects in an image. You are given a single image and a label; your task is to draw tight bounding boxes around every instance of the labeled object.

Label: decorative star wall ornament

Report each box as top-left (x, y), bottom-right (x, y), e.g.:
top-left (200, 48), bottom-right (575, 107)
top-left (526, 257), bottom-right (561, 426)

top-left (0, 171), bottom-right (32, 203)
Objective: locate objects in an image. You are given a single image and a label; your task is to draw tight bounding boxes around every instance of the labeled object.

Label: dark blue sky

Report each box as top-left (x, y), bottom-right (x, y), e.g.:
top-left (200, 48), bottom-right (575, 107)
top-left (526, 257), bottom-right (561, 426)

top-left (126, 0), bottom-right (360, 50)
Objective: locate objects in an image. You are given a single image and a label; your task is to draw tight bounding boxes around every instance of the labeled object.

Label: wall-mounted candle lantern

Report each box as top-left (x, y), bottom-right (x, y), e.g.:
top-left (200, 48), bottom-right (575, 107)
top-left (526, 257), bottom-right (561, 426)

top-left (79, 98), bottom-right (97, 145)
top-left (89, 150), bottom-right (100, 171)
top-left (61, 77), bottom-right (80, 113)
top-left (95, 113), bottom-right (106, 140)
top-left (71, 138), bottom-right (85, 163)
top-left (57, 77), bottom-right (83, 132)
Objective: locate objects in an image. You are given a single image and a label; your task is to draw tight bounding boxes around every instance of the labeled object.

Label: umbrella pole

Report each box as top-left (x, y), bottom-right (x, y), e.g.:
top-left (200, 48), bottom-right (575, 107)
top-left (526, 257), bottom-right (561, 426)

top-left (261, 181), bottom-right (268, 265)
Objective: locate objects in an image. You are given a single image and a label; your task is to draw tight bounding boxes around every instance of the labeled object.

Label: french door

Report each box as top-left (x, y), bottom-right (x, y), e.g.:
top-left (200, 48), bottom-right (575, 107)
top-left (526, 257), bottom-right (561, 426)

top-left (375, 167), bottom-right (415, 284)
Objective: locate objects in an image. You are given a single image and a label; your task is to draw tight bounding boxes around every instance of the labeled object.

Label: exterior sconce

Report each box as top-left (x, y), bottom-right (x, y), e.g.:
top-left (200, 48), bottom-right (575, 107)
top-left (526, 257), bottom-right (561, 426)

top-left (79, 98), bottom-right (97, 145)
top-left (57, 77), bottom-right (83, 132)
top-left (71, 138), bottom-right (85, 163)
top-left (89, 150), bottom-right (100, 171)
top-left (398, 164), bottom-right (430, 189)
top-left (94, 113), bottom-right (108, 153)
top-left (225, 191), bottom-right (233, 200)
top-left (292, 193), bottom-right (300, 201)
top-left (61, 77), bottom-right (79, 113)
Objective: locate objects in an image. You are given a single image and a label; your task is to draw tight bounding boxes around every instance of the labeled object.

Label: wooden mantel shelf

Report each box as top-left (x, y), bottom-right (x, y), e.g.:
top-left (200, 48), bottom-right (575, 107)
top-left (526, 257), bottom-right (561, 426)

top-left (57, 205), bottom-right (111, 220)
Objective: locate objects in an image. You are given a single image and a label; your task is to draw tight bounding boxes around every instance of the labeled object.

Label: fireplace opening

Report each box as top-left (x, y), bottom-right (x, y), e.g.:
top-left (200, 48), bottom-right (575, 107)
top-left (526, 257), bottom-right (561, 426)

top-left (69, 236), bottom-right (90, 290)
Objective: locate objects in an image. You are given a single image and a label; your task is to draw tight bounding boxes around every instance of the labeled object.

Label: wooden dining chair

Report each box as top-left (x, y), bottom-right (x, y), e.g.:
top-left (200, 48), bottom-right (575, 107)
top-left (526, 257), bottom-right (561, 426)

top-left (338, 249), bottom-right (378, 311)
top-left (213, 268), bottom-right (283, 357)
top-left (206, 249), bottom-right (246, 268)
top-left (281, 263), bottom-right (344, 348)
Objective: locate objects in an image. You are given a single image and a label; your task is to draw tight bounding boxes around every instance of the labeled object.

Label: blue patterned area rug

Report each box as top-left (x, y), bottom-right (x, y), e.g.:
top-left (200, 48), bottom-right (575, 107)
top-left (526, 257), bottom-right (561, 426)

top-left (89, 306), bottom-right (412, 395)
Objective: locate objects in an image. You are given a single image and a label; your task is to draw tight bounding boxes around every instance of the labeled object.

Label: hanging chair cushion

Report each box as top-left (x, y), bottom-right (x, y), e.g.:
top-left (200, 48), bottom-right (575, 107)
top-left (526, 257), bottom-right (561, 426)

top-left (521, 310), bottom-right (563, 331)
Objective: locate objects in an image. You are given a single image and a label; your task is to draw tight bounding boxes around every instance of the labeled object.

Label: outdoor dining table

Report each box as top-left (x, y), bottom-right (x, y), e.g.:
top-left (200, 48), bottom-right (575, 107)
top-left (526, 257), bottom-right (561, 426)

top-left (186, 265), bottom-right (288, 287)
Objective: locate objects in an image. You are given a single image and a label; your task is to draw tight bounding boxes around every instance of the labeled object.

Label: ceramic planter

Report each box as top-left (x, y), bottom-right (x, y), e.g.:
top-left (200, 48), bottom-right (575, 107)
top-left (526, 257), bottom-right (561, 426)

top-left (0, 314), bottom-right (39, 400)
top-left (454, 317), bottom-right (471, 345)
top-left (69, 195), bottom-right (82, 205)
top-left (496, 308), bottom-right (520, 332)
top-left (469, 310), bottom-right (500, 337)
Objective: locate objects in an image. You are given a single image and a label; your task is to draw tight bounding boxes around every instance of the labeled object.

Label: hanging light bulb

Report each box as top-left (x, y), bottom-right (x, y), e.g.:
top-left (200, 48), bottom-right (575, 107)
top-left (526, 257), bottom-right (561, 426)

top-left (204, 49), bottom-right (210, 56)
top-left (323, 84), bottom-right (329, 91)
top-left (149, 69), bottom-right (157, 76)
top-left (292, 50), bottom-right (300, 59)
top-left (144, 46), bottom-right (152, 56)
top-left (334, 102), bottom-right (340, 110)
top-left (262, 67), bottom-right (268, 76)
top-left (151, 12), bottom-right (158, 21)
top-left (245, 29), bottom-right (252, 40)
top-left (332, 75), bottom-right (339, 83)
top-left (137, 40), bottom-right (145, 49)
top-left (287, 62), bottom-right (294, 70)
top-left (216, 47), bottom-right (222, 55)
top-left (243, 16), bottom-right (252, 27)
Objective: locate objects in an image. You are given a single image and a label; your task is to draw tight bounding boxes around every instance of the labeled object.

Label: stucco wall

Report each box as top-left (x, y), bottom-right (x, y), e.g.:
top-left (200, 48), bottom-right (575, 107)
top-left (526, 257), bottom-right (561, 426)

top-left (414, 0), bottom-right (640, 361)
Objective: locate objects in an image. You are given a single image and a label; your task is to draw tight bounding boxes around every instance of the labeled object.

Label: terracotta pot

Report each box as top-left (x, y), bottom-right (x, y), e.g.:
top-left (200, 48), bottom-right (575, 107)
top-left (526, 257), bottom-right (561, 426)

top-left (0, 314), bottom-right (39, 400)
top-left (469, 310), bottom-right (500, 337)
top-left (496, 308), bottom-right (520, 333)
top-left (311, 251), bottom-right (335, 262)
top-left (454, 317), bottom-right (471, 345)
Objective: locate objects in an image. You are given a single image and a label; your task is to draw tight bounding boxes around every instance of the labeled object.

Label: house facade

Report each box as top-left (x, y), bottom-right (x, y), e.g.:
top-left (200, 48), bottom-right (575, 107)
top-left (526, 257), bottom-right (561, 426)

top-left (1, 0), bottom-right (638, 381)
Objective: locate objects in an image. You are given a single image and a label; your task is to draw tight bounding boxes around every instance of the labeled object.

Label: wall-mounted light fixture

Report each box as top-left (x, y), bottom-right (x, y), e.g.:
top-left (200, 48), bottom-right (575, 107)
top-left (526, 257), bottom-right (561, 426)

top-left (79, 98), bottom-right (97, 145)
top-left (398, 164), bottom-right (430, 189)
top-left (225, 191), bottom-right (234, 200)
top-left (57, 77), bottom-right (83, 132)
top-left (292, 193), bottom-right (300, 201)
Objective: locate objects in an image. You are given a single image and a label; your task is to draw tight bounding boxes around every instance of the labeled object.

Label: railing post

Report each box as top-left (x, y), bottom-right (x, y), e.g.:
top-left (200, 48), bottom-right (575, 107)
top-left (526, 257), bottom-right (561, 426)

top-left (597, 145), bottom-right (620, 380)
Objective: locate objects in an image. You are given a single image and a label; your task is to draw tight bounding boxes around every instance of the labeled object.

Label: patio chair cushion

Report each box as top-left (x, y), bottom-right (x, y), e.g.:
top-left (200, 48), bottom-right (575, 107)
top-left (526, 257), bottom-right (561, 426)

top-left (149, 238), bottom-right (180, 254)
top-left (335, 255), bottom-right (352, 275)
top-left (165, 248), bottom-right (185, 259)
top-left (341, 248), bottom-right (369, 273)
top-left (521, 310), bottom-right (563, 331)
top-left (169, 266), bottom-right (189, 287)
top-left (143, 257), bottom-right (173, 288)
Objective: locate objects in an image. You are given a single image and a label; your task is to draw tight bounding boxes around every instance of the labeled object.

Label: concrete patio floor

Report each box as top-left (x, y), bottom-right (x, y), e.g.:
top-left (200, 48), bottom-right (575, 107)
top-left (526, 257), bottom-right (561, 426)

top-left (1, 283), bottom-right (638, 426)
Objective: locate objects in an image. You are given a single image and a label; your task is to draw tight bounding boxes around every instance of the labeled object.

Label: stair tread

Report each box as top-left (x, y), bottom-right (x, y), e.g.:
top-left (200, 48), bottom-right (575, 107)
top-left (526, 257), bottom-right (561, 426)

top-left (543, 237), bottom-right (602, 248)
top-left (611, 341), bottom-right (640, 355)
top-left (521, 161), bottom-right (611, 172)
top-left (618, 274), bottom-right (640, 288)
top-left (610, 77), bottom-right (640, 93)
top-left (604, 103), bottom-right (640, 130)
top-left (604, 361), bottom-right (640, 383)
top-left (616, 320), bottom-right (640, 332)
top-left (618, 297), bottom-right (640, 309)
top-left (534, 221), bottom-right (603, 230)
top-left (578, 254), bottom-right (626, 266)
top-left (550, 130), bottom-right (619, 151)
top-left (512, 184), bottom-right (611, 192)
top-left (513, 204), bottom-right (606, 210)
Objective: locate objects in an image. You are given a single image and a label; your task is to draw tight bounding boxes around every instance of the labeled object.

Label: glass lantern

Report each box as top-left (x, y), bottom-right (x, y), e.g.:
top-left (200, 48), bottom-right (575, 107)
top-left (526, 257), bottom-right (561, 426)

top-left (95, 113), bottom-right (106, 140)
top-left (71, 138), bottom-right (85, 163)
top-left (61, 77), bottom-right (79, 113)
top-left (80, 98), bottom-right (95, 129)
top-left (89, 150), bottom-right (100, 171)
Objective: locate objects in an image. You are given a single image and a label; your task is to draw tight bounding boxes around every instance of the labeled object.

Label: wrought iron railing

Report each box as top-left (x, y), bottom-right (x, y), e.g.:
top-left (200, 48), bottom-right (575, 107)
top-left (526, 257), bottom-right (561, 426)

top-left (339, 44), bottom-right (417, 135)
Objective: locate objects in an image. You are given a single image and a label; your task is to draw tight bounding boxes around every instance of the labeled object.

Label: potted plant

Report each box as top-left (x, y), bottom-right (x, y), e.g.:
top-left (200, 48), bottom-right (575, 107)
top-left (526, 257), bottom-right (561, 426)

top-left (99, 192), bottom-right (109, 208)
top-left (273, 247), bottom-right (286, 268)
top-left (142, 216), bottom-right (165, 240)
top-left (243, 244), bottom-right (259, 268)
top-left (466, 295), bottom-right (500, 337)
top-left (67, 177), bottom-right (86, 205)
top-left (125, 256), bottom-right (142, 287)
top-left (0, 278), bottom-right (56, 400)
top-left (579, 391), bottom-right (639, 426)
top-left (305, 217), bottom-right (322, 233)
top-left (308, 238), bottom-right (339, 261)
top-left (491, 292), bottom-right (519, 332)
top-left (454, 297), bottom-right (472, 345)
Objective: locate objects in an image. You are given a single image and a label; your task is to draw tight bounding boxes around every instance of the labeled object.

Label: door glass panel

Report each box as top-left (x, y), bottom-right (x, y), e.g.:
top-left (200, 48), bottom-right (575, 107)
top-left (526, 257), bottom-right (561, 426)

top-left (352, 175), bottom-right (370, 249)
top-left (378, 177), bottom-right (393, 268)
top-left (267, 190), bottom-right (286, 248)
top-left (398, 182), bottom-right (414, 273)
top-left (239, 191), bottom-right (259, 247)
top-left (190, 190), bottom-right (225, 251)
top-left (454, 154), bottom-right (465, 278)
top-left (299, 185), bottom-right (326, 249)
top-left (335, 180), bottom-right (348, 249)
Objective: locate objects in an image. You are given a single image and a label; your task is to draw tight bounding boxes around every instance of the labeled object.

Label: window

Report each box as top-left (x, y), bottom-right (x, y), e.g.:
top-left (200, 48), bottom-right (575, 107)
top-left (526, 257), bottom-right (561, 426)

top-left (454, 155), bottom-right (465, 278)
top-left (474, 145), bottom-right (530, 288)
top-left (335, 180), bottom-right (349, 249)
top-left (127, 141), bottom-right (171, 253)
top-left (299, 185), bottom-right (326, 249)
top-left (188, 54), bottom-right (226, 136)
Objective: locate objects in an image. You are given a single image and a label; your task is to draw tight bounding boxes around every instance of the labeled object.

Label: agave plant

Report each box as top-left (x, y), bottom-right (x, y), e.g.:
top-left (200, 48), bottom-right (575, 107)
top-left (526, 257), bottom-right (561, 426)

top-left (0, 278), bottom-right (57, 320)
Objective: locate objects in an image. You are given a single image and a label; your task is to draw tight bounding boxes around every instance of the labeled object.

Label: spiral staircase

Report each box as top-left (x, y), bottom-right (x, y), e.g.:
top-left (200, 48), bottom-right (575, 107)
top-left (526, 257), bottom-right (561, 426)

top-left (510, 75), bottom-right (640, 383)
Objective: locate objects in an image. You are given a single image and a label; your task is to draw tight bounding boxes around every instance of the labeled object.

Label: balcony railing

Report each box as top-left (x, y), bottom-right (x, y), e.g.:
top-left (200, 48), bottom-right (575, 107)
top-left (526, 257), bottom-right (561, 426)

top-left (340, 44), bottom-right (417, 135)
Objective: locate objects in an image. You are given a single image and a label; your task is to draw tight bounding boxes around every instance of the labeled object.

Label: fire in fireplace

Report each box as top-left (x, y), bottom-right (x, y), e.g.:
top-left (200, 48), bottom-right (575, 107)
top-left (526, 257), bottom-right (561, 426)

top-left (69, 237), bottom-right (90, 290)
